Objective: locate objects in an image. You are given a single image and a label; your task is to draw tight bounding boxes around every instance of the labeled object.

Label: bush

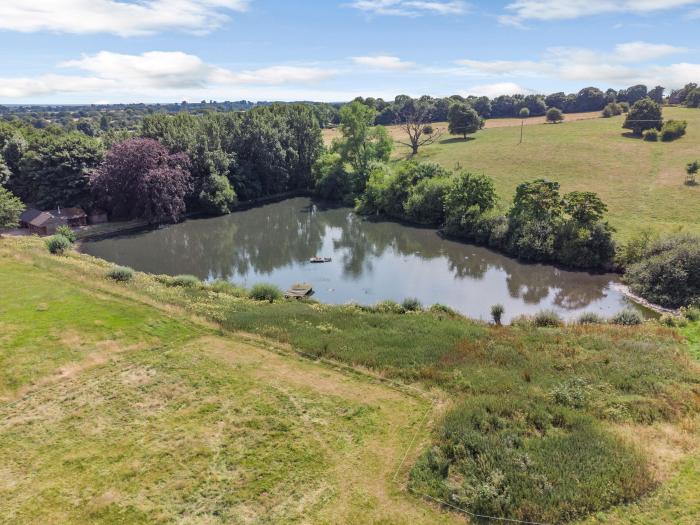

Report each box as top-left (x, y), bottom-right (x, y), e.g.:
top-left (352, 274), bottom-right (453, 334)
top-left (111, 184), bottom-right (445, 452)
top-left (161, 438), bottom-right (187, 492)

top-left (546, 107), bottom-right (564, 123)
top-left (373, 300), bottom-right (406, 314)
top-left (660, 120), bottom-right (687, 142)
top-left (577, 312), bottom-right (606, 325)
top-left (402, 297), bottom-right (423, 312)
top-left (106, 266), bottom-right (134, 283)
top-left (491, 304), bottom-right (505, 325)
top-left (610, 309), bottom-right (643, 326)
top-left (429, 303), bottom-right (460, 317)
top-left (45, 234), bottom-right (72, 255)
top-left (249, 283), bottom-right (283, 302)
top-left (602, 103), bottom-right (622, 118)
top-left (681, 306), bottom-right (700, 321)
top-left (55, 225), bottom-right (76, 243)
top-left (625, 234), bottom-right (700, 308)
top-left (209, 279), bottom-right (247, 297)
top-left (642, 129), bottom-right (658, 142)
top-left (659, 313), bottom-right (687, 328)
top-left (620, 102), bottom-right (630, 113)
top-left (172, 274), bottom-right (201, 288)
top-left (533, 310), bottom-right (563, 327)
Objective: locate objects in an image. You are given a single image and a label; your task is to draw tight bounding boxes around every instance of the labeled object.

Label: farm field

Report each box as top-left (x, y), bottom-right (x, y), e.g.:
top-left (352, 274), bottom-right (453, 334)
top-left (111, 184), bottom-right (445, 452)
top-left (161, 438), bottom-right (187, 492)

top-left (324, 107), bottom-right (700, 241)
top-left (2, 236), bottom-right (700, 524)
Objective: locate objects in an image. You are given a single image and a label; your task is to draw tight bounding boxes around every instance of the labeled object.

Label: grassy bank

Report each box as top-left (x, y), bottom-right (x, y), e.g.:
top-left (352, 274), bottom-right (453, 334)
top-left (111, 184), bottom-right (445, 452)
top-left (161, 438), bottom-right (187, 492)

top-left (326, 107), bottom-right (700, 242)
top-left (2, 236), bottom-right (700, 523)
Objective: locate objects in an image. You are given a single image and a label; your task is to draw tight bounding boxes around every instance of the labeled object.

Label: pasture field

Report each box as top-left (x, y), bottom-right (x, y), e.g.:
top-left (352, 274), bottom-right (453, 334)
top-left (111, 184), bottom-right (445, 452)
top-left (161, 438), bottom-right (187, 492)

top-left (324, 107), bottom-right (700, 241)
top-left (1, 236), bottom-right (700, 523)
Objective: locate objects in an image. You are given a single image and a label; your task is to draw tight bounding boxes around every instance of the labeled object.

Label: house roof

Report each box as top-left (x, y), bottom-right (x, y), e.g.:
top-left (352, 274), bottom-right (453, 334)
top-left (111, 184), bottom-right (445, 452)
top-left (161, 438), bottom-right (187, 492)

top-left (20, 208), bottom-right (43, 223)
top-left (27, 207), bottom-right (87, 228)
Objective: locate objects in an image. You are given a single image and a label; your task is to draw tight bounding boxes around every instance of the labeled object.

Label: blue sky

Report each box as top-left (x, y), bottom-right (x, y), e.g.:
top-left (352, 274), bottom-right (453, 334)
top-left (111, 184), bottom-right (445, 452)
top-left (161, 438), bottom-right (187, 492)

top-left (1, 0), bottom-right (699, 103)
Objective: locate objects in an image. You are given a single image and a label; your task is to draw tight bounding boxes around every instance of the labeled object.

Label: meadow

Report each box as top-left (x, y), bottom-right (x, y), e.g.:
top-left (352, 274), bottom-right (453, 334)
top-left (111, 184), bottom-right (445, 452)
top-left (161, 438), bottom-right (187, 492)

top-left (2, 236), bottom-right (700, 523)
top-left (324, 107), bottom-right (700, 242)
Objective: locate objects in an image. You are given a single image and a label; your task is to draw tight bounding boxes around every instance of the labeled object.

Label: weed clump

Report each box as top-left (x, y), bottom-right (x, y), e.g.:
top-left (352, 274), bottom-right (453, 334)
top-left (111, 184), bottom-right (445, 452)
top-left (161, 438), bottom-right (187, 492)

top-left (577, 312), bottom-right (606, 325)
top-left (249, 283), bottom-right (283, 302)
top-left (106, 266), bottom-right (134, 283)
top-left (172, 275), bottom-right (201, 288)
top-left (533, 310), bottom-right (563, 327)
top-left (402, 297), bottom-right (423, 312)
top-left (610, 309), bottom-right (643, 326)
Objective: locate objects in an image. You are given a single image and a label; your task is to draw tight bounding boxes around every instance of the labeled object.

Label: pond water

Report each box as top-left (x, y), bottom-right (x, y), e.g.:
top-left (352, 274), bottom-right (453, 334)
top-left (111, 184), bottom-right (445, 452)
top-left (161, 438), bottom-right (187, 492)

top-left (81, 197), bottom-right (642, 323)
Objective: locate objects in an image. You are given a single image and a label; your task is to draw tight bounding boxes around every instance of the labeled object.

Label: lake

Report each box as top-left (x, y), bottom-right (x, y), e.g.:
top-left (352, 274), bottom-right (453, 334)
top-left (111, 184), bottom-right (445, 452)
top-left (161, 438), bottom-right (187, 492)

top-left (81, 197), bottom-right (642, 323)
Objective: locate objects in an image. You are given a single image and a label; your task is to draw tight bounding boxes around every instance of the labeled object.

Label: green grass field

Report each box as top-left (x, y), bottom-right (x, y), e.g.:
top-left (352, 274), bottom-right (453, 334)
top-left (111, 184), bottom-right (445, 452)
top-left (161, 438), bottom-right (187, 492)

top-left (327, 108), bottom-right (700, 242)
top-left (2, 236), bottom-right (700, 523)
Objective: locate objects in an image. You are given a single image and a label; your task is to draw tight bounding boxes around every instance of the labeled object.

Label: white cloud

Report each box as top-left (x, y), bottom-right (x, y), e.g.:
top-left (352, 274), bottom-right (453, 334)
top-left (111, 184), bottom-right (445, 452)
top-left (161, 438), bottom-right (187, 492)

top-left (0, 0), bottom-right (249, 36)
top-left (500, 0), bottom-right (700, 25)
top-left (347, 0), bottom-right (467, 17)
top-left (454, 42), bottom-right (694, 88)
top-left (351, 55), bottom-right (416, 70)
top-left (463, 82), bottom-right (533, 98)
top-left (0, 51), bottom-right (335, 98)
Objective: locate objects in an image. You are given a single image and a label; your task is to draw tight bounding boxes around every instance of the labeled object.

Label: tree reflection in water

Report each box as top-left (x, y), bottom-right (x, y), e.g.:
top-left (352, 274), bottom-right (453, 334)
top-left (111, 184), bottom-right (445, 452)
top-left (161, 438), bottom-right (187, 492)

top-left (83, 197), bottom-right (634, 321)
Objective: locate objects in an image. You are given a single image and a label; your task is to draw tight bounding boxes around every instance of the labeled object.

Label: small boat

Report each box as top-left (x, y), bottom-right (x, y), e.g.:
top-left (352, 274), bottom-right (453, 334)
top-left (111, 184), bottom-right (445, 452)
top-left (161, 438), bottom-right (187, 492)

top-left (309, 257), bottom-right (332, 263)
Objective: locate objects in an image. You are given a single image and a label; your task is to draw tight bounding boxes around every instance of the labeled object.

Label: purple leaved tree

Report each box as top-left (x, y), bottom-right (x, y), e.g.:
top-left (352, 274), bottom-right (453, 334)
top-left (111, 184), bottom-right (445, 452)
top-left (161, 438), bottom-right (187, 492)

top-left (91, 138), bottom-right (191, 224)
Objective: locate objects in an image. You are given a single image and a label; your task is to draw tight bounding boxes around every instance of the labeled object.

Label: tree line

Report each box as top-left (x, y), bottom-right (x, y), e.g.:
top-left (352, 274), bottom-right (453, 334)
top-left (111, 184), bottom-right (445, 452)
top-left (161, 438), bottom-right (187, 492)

top-left (0, 104), bottom-right (324, 225)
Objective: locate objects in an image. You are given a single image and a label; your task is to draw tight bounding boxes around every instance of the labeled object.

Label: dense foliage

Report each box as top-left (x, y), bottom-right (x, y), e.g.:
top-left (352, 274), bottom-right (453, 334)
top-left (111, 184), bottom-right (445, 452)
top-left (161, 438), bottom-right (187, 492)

top-left (625, 234), bottom-right (700, 308)
top-left (623, 99), bottom-right (663, 136)
top-left (353, 160), bottom-right (615, 270)
top-left (91, 138), bottom-right (192, 224)
top-left (0, 187), bottom-right (24, 230)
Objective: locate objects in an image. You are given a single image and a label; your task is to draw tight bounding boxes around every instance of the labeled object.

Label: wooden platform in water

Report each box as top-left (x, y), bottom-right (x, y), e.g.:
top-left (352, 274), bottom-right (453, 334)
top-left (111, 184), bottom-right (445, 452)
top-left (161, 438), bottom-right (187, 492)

top-left (284, 283), bottom-right (314, 299)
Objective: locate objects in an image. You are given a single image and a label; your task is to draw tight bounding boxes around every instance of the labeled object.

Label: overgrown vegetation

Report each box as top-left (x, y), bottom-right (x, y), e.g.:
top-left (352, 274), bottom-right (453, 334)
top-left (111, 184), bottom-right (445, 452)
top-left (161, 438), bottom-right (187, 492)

top-left (3, 236), bottom-right (700, 524)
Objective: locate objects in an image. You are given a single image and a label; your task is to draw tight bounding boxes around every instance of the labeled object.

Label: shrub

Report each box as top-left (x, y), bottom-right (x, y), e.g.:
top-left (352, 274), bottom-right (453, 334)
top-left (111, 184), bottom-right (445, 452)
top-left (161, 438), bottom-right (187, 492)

top-left (491, 304), bottom-right (505, 325)
top-left (45, 234), bottom-right (72, 255)
top-left (577, 312), bottom-right (606, 325)
top-left (659, 313), bottom-right (687, 328)
top-left (106, 266), bottom-right (134, 283)
top-left (681, 306), bottom-right (700, 321)
top-left (533, 310), bottom-right (563, 327)
top-left (687, 160), bottom-right (699, 185)
top-left (602, 103), bottom-right (622, 118)
top-left (249, 283), bottom-right (282, 302)
top-left (402, 297), bottom-right (423, 312)
top-left (209, 279), bottom-right (247, 297)
top-left (551, 377), bottom-right (591, 408)
top-left (610, 309), bottom-right (643, 326)
top-left (546, 107), bottom-right (564, 123)
top-left (642, 129), bottom-right (658, 142)
top-left (660, 120), bottom-right (687, 142)
top-left (620, 102), bottom-right (630, 113)
top-left (429, 303), bottom-right (460, 317)
top-left (172, 274), bottom-right (201, 288)
top-left (373, 300), bottom-right (406, 314)
top-left (55, 225), bottom-right (76, 243)
top-left (625, 234), bottom-right (700, 308)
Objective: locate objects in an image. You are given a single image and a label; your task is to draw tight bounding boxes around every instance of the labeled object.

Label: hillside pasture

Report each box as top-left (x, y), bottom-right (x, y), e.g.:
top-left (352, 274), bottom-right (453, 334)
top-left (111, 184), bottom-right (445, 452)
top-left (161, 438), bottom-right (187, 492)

top-left (324, 108), bottom-right (700, 241)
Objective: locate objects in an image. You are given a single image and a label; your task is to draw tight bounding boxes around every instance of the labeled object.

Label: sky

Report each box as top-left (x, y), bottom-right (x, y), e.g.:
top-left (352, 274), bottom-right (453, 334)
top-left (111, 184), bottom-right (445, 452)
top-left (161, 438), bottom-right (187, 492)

top-left (0, 0), bottom-right (699, 104)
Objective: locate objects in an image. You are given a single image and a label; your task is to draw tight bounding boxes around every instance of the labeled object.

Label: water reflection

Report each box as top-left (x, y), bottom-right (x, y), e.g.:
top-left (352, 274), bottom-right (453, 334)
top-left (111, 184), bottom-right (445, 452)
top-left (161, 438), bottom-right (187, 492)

top-left (82, 197), bottom-right (636, 322)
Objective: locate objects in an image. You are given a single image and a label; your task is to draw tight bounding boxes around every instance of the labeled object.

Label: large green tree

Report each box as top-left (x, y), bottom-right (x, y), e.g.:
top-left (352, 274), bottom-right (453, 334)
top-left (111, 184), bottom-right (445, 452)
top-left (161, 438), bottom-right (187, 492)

top-left (623, 98), bottom-right (663, 136)
top-left (0, 187), bottom-right (24, 232)
top-left (18, 132), bottom-right (103, 209)
top-left (332, 101), bottom-right (392, 189)
top-left (448, 103), bottom-right (483, 139)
